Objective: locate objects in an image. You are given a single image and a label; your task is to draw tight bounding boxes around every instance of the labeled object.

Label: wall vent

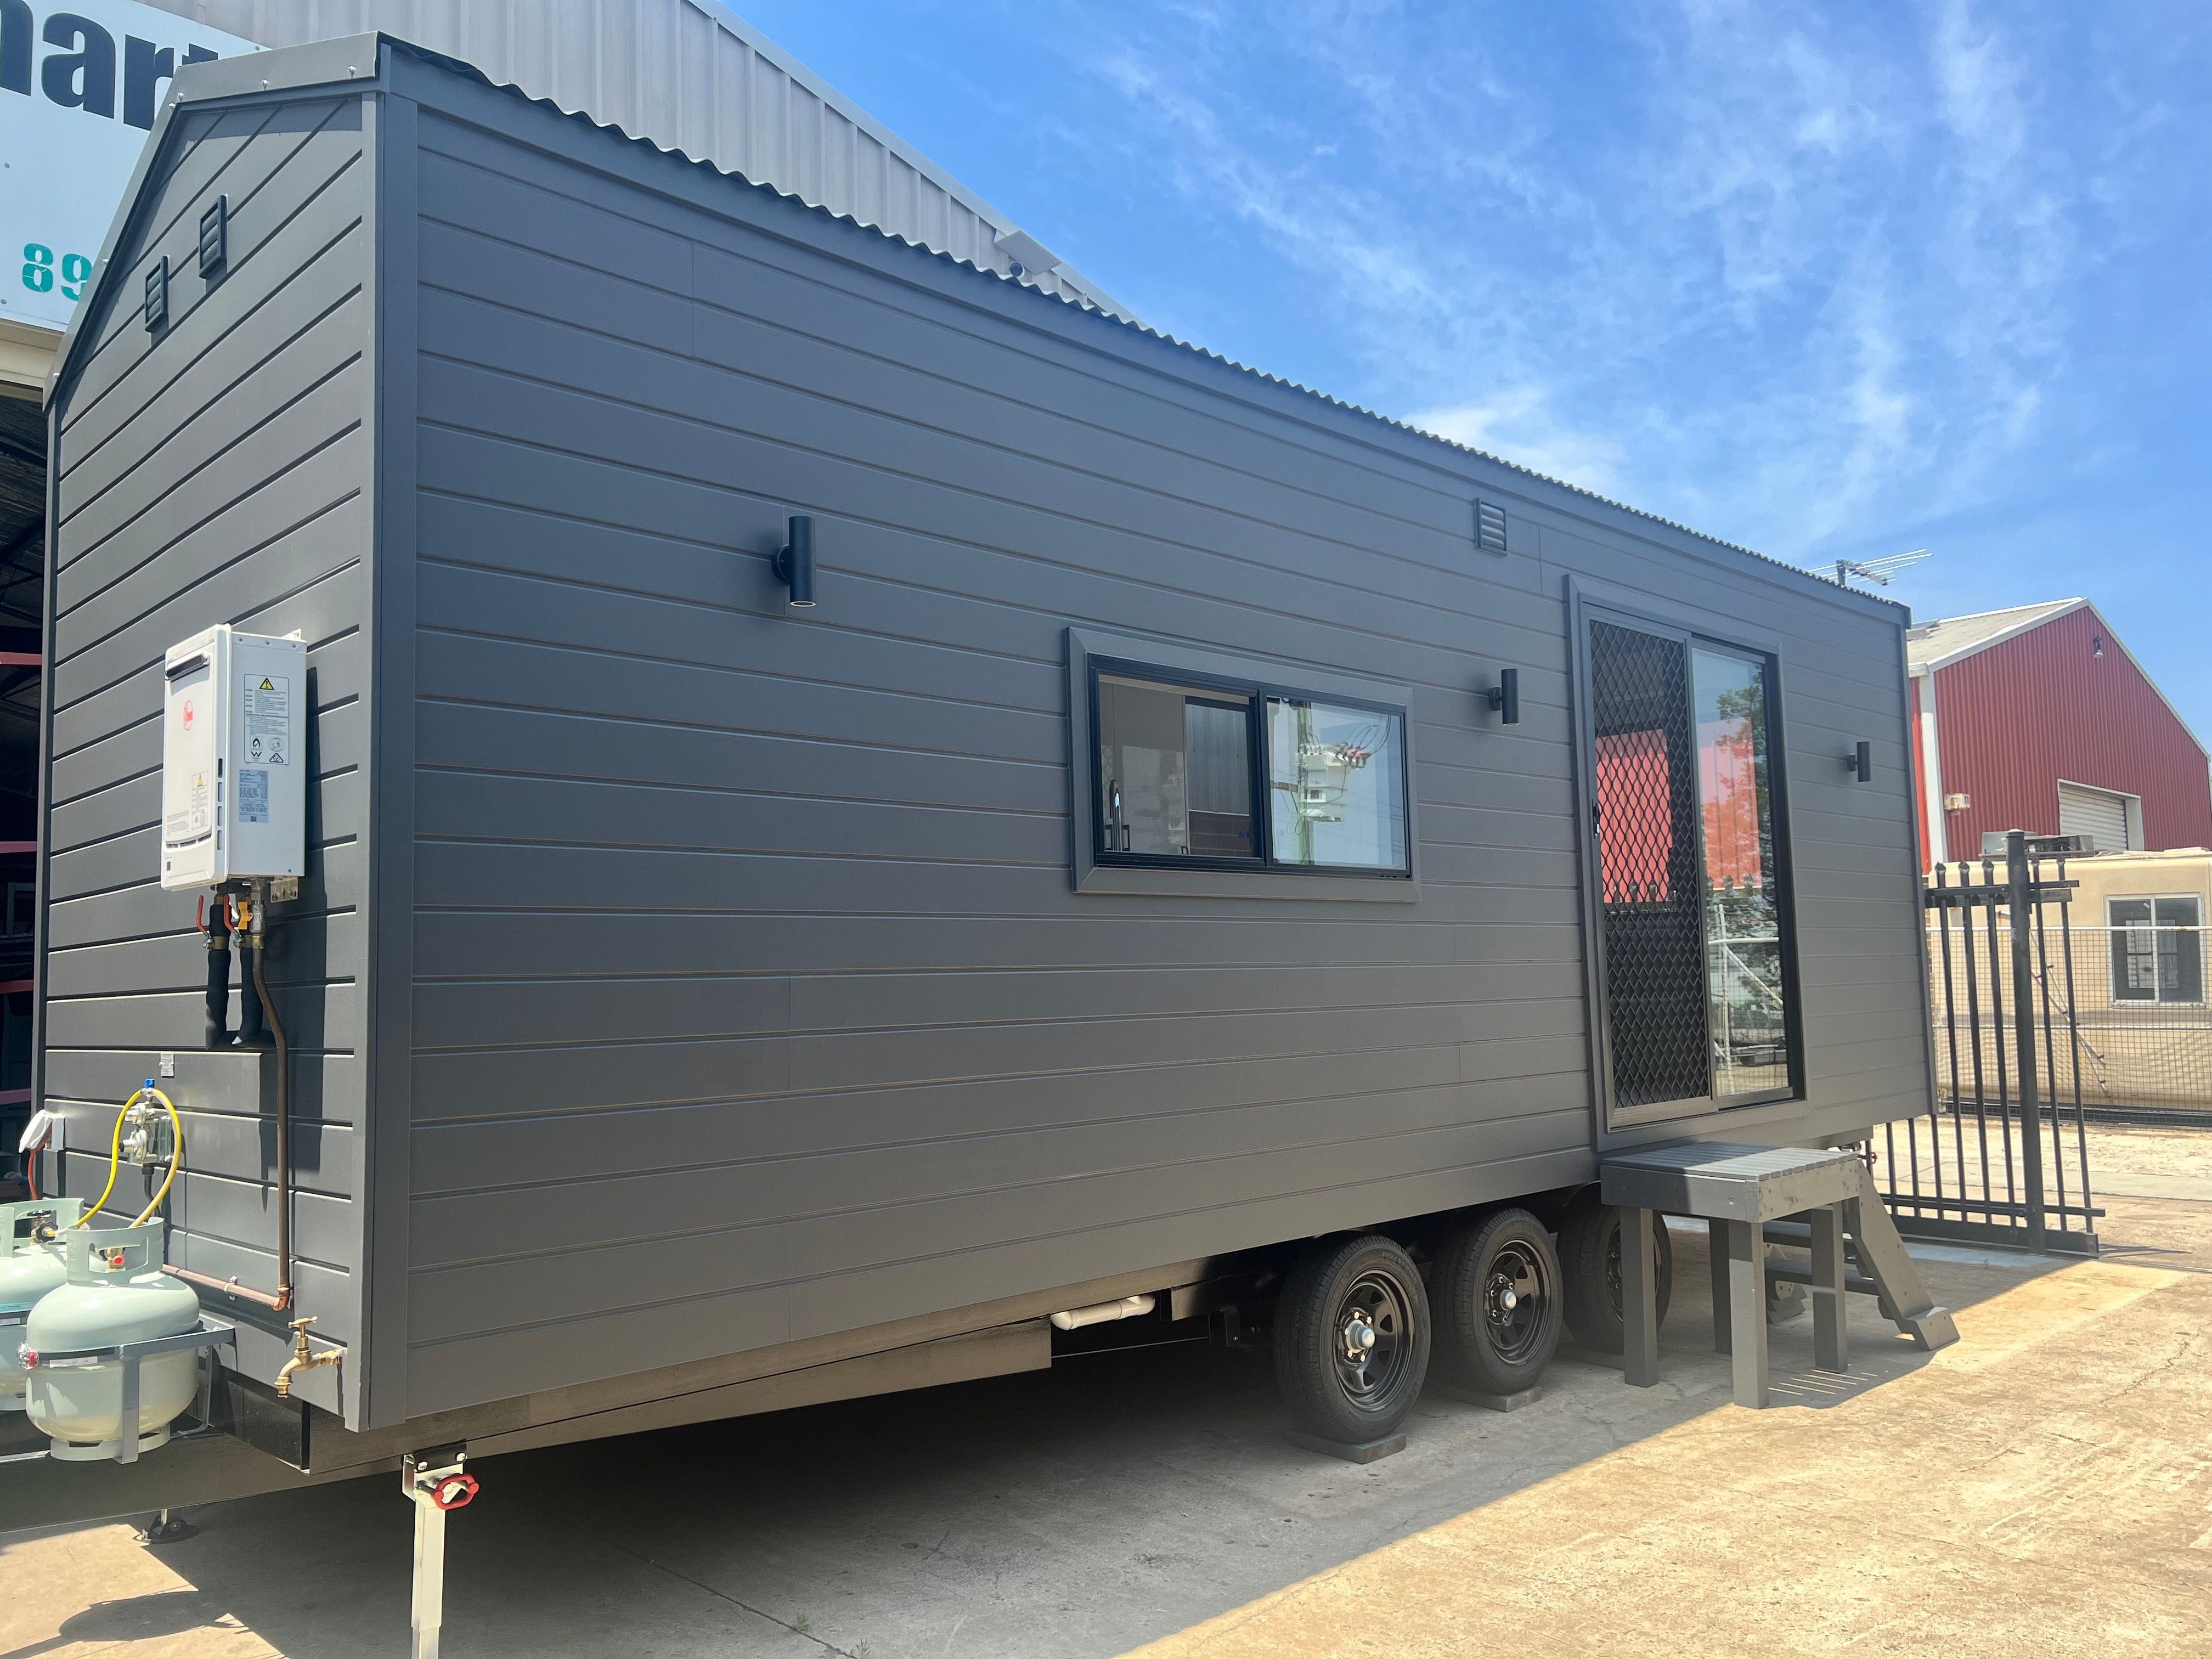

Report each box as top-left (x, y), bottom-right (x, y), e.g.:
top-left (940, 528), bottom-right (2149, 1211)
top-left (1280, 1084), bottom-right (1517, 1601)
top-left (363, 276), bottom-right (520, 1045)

top-left (199, 198), bottom-right (228, 276)
top-left (1475, 500), bottom-right (1507, 553)
top-left (143, 258), bottom-right (168, 331)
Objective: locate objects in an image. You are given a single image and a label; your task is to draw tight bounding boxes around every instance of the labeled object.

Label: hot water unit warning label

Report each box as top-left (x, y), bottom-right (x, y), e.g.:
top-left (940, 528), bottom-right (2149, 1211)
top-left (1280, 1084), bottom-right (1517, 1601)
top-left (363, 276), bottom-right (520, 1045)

top-left (239, 769), bottom-right (270, 823)
top-left (244, 675), bottom-right (289, 766)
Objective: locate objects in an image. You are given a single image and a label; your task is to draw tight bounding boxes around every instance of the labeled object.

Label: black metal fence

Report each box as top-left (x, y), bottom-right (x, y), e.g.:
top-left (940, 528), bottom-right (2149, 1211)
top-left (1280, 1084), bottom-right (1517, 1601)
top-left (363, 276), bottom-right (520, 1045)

top-left (1882, 831), bottom-right (2102, 1254)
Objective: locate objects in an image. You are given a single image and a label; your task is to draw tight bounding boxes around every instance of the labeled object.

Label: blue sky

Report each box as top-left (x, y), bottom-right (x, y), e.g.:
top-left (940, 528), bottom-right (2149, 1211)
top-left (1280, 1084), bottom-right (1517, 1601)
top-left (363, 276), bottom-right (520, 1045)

top-left (741, 1), bottom-right (2211, 731)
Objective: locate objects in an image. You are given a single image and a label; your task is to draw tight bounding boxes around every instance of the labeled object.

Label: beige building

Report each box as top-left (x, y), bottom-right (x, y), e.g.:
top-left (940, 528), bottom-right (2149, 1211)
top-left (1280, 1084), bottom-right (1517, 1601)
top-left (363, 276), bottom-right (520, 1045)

top-left (2051, 849), bottom-right (2208, 1113)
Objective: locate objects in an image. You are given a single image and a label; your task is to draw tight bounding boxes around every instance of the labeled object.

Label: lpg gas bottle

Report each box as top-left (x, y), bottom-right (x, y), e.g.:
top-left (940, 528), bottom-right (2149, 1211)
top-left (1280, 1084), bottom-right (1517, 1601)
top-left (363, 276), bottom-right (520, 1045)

top-left (0, 1199), bottom-right (83, 1411)
top-left (25, 1226), bottom-right (204, 1460)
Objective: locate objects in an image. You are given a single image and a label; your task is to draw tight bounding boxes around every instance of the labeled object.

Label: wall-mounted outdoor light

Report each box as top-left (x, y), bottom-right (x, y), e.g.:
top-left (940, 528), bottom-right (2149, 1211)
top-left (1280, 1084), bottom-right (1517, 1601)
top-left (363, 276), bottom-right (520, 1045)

top-left (772, 515), bottom-right (816, 608)
top-left (1848, 740), bottom-right (1872, 783)
top-left (1486, 668), bottom-right (1520, 725)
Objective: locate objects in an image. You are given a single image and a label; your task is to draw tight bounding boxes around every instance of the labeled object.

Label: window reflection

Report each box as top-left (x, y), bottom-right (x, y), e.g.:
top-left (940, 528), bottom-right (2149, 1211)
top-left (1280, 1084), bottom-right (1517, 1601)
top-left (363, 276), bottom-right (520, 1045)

top-left (1266, 698), bottom-right (1407, 871)
top-left (1097, 674), bottom-right (1256, 858)
top-left (1693, 648), bottom-right (1791, 1097)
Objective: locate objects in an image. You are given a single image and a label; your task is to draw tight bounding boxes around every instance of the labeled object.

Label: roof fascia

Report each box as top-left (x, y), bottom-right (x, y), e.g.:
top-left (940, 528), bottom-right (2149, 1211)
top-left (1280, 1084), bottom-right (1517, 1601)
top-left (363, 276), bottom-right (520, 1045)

top-left (1914, 600), bottom-right (2085, 672)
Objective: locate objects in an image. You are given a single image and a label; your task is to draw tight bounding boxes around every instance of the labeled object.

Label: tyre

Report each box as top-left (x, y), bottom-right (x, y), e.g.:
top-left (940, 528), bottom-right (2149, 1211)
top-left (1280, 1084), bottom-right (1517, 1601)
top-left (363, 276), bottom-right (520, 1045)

top-left (1273, 1234), bottom-right (1431, 1443)
top-left (1430, 1207), bottom-right (1563, 1395)
top-left (1558, 1191), bottom-right (1672, 1353)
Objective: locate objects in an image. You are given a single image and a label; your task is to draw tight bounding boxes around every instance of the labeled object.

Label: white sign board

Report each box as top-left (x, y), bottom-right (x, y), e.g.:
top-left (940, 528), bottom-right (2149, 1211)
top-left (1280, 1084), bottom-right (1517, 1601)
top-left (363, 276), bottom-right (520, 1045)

top-left (0, 0), bottom-right (260, 332)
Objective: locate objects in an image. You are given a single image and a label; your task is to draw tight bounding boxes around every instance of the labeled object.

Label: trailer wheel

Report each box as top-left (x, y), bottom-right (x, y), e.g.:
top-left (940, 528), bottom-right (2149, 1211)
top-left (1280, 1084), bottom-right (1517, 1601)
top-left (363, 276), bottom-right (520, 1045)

top-left (1558, 1191), bottom-right (1672, 1353)
top-left (1430, 1207), bottom-right (1562, 1395)
top-left (1273, 1234), bottom-right (1430, 1443)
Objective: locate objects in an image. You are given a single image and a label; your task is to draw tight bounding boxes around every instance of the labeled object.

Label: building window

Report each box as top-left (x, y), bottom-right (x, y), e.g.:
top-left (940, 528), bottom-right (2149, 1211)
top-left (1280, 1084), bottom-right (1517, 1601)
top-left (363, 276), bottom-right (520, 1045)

top-left (2108, 895), bottom-right (2204, 1005)
top-left (1092, 662), bottom-right (1408, 877)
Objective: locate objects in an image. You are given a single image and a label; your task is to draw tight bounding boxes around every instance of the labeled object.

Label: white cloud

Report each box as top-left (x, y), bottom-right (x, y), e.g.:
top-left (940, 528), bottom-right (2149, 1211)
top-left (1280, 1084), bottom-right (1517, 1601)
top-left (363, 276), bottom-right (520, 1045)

top-left (1057, 0), bottom-right (2125, 573)
top-left (1403, 391), bottom-right (1629, 500)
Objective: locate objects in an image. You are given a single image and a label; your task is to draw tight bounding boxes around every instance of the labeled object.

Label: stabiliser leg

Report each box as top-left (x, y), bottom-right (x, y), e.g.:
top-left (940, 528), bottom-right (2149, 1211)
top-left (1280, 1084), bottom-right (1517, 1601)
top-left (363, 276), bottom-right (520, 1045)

top-left (403, 1445), bottom-right (478, 1659)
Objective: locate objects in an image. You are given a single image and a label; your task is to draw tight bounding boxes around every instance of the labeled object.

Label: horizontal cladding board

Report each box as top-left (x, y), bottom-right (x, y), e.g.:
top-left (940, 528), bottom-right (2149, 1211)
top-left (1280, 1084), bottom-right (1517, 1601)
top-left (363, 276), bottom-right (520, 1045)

top-left (413, 360), bottom-right (1573, 698)
top-left (410, 842), bottom-right (1574, 927)
top-left (52, 765), bottom-right (364, 878)
top-left (406, 1103), bottom-right (1585, 1334)
top-left (410, 1086), bottom-right (1584, 1285)
top-left (46, 983), bottom-right (359, 1054)
top-left (60, 348), bottom-right (370, 621)
top-left (61, 288), bottom-right (368, 579)
top-left (409, 1000), bottom-right (1585, 1124)
top-left (413, 613), bottom-right (1064, 766)
top-left (409, 132), bottom-right (1490, 549)
top-left (415, 104), bottom-right (1895, 679)
top-left (411, 272), bottom-right (1566, 662)
top-left (48, 843), bottom-right (364, 953)
top-left (410, 1044), bottom-right (1561, 1193)
top-left (56, 685), bottom-right (364, 827)
top-left (57, 1148), bottom-right (355, 1271)
top-left (43, 1097), bottom-right (354, 1199)
top-left (412, 912), bottom-right (1579, 980)
top-left (62, 99), bottom-right (322, 403)
top-left (53, 612), bottom-right (365, 770)
top-left (46, 1050), bottom-right (362, 1132)
top-left (54, 431), bottom-right (369, 680)
top-left (61, 101), bottom-right (366, 472)
top-left (402, 1141), bottom-right (1594, 1410)
top-left (46, 912), bottom-right (362, 1000)
top-left (409, 958), bottom-right (1588, 1052)
top-left (416, 551), bottom-right (1068, 715)
top-left (415, 699), bottom-right (1059, 817)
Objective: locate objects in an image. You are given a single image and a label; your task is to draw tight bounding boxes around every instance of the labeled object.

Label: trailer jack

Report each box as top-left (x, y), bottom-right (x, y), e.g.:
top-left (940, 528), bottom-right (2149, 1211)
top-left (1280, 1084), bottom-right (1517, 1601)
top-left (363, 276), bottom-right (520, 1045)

top-left (403, 1444), bottom-right (478, 1659)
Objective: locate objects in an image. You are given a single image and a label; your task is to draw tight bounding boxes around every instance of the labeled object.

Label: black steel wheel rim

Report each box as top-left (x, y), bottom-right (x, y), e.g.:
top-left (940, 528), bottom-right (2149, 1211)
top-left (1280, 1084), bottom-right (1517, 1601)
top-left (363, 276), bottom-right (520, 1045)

top-left (1481, 1240), bottom-right (1550, 1367)
top-left (1333, 1268), bottom-right (1414, 1404)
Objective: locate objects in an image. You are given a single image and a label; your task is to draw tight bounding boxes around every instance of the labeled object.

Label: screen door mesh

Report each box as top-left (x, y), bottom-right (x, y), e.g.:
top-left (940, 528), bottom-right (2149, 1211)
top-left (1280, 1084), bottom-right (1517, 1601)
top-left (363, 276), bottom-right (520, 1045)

top-left (1589, 619), bottom-right (1711, 1108)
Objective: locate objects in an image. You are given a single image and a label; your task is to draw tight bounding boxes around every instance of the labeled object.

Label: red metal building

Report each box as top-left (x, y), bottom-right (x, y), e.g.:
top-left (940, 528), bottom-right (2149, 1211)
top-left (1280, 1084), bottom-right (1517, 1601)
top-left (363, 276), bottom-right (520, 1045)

top-left (1909, 600), bottom-right (2212, 866)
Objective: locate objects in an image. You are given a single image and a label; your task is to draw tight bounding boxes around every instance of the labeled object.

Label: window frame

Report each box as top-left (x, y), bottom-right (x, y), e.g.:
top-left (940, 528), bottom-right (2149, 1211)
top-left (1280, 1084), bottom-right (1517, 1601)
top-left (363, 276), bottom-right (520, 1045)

top-left (1066, 629), bottom-right (1420, 902)
top-left (1568, 590), bottom-right (1808, 1133)
top-left (2105, 893), bottom-right (2205, 1007)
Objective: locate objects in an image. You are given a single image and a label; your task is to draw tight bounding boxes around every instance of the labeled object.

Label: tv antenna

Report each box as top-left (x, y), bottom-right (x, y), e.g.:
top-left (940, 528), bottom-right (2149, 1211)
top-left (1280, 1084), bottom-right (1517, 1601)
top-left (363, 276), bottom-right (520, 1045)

top-left (1833, 548), bottom-right (1931, 590)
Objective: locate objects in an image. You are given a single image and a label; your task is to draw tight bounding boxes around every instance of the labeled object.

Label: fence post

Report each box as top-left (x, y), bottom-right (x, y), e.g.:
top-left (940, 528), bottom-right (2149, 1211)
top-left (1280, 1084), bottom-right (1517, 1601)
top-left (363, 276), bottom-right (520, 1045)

top-left (2005, 830), bottom-right (2047, 1251)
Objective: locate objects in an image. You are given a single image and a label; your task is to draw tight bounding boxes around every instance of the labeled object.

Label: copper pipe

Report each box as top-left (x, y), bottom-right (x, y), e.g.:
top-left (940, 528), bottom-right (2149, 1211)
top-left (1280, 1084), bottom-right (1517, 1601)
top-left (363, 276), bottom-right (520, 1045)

top-left (250, 906), bottom-right (294, 1313)
top-left (162, 1261), bottom-right (287, 1311)
top-left (161, 884), bottom-right (295, 1313)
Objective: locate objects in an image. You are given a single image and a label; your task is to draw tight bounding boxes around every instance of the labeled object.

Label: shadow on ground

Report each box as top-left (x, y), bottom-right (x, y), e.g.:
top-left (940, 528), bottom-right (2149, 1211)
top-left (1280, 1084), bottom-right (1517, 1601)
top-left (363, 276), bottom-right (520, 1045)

top-left (3, 1222), bottom-right (2097, 1659)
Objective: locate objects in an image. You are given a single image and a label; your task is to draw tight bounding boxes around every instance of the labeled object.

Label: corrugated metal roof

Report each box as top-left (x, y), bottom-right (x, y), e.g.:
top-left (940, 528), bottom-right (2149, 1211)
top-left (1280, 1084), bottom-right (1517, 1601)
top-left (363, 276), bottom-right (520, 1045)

top-left (1908, 600), bottom-right (2084, 672)
top-left (134, 0), bottom-right (1131, 319)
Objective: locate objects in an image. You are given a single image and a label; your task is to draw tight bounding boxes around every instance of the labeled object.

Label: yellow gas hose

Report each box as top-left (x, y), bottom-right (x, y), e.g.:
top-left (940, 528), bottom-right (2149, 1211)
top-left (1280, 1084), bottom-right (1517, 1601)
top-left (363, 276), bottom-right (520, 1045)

top-left (73, 1084), bottom-right (184, 1228)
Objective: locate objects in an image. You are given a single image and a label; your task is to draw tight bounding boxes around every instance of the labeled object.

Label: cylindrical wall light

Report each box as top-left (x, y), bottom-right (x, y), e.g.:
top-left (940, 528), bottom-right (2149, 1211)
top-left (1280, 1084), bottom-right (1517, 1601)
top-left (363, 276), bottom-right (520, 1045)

top-left (1486, 668), bottom-right (1520, 725)
top-left (773, 515), bottom-right (815, 608)
top-left (1849, 740), bottom-right (1872, 783)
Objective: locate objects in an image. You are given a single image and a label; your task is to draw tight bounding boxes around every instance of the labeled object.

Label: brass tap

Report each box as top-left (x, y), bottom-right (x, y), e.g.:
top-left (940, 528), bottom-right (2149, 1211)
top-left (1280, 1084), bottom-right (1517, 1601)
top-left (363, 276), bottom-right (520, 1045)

top-left (275, 1316), bottom-right (341, 1399)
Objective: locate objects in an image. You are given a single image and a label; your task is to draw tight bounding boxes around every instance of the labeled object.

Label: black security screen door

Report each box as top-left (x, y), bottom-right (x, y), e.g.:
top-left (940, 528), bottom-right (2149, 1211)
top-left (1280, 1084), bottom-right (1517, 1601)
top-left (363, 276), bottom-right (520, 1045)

top-left (1589, 619), bottom-right (1712, 1110)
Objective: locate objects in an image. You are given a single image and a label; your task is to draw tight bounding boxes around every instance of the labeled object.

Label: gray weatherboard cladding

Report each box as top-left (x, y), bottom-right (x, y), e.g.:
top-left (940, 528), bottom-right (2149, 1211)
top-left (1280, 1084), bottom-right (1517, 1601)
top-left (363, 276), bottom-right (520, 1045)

top-left (41, 90), bottom-right (376, 1417)
top-left (42, 38), bottom-right (1930, 1433)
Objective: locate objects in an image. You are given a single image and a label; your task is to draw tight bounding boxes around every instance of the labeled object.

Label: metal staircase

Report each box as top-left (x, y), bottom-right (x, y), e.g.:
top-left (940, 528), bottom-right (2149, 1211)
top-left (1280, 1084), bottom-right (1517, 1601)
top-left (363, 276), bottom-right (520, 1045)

top-left (1601, 1142), bottom-right (1960, 1407)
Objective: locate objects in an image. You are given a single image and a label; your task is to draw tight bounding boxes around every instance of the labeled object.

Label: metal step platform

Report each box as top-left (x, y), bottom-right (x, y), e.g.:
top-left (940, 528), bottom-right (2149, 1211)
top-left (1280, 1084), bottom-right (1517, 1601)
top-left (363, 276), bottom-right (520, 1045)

top-left (1601, 1143), bottom-right (1960, 1408)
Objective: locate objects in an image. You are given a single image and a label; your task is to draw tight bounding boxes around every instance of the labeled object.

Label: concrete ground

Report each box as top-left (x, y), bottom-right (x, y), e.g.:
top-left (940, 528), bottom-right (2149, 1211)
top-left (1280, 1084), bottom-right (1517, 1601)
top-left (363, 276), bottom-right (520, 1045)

top-left (6, 1137), bottom-right (2210, 1658)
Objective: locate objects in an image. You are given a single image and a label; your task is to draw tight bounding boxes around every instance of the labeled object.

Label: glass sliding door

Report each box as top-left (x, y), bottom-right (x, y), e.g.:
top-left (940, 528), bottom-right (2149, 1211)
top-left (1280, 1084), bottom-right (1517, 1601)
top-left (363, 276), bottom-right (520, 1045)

top-left (1693, 647), bottom-right (1793, 1101)
top-left (1584, 610), bottom-right (1801, 1126)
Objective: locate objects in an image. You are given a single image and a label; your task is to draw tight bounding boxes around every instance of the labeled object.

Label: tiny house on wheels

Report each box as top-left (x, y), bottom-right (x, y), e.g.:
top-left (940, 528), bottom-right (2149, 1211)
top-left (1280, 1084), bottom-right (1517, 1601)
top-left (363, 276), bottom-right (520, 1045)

top-left (12, 36), bottom-right (1930, 1542)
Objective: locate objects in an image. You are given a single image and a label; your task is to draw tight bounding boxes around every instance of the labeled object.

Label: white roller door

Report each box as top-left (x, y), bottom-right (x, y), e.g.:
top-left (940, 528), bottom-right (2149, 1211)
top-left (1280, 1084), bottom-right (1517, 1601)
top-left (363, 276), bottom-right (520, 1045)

top-left (2058, 783), bottom-right (2132, 853)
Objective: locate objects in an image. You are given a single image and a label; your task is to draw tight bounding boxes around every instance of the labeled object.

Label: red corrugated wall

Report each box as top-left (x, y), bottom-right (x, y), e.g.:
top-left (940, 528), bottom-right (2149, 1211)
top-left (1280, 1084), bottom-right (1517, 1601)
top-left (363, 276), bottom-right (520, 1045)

top-left (1928, 605), bottom-right (2212, 859)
